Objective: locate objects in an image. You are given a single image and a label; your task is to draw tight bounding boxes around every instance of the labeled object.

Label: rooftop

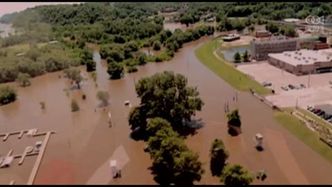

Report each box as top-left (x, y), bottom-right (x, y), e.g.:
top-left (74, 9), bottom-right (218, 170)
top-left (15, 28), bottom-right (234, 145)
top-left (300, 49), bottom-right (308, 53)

top-left (268, 48), bottom-right (332, 66)
top-left (252, 36), bottom-right (298, 44)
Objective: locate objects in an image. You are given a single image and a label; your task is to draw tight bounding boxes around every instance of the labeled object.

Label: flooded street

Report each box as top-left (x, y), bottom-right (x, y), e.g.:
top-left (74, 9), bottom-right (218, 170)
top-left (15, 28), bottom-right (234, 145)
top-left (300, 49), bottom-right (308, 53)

top-left (1, 37), bottom-right (332, 184)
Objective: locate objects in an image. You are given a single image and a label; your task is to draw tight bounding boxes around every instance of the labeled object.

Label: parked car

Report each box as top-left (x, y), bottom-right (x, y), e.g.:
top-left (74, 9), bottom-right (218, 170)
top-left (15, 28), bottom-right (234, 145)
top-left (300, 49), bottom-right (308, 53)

top-left (300, 84), bottom-right (306, 88)
top-left (308, 107), bottom-right (316, 112)
top-left (281, 86), bottom-right (288, 91)
top-left (262, 82), bottom-right (272, 87)
top-left (323, 114), bottom-right (332, 120)
top-left (313, 108), bottom-right (322, 114)
top-left (288, 84), bottom-right (295, 89)
top-left (317, 110), bottom-right (325, 117)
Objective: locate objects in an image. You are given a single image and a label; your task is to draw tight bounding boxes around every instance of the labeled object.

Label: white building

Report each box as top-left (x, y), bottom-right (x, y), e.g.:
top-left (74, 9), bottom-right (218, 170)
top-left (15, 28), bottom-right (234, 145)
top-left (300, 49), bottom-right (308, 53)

top-left (268, 48), bottom-right (332, 75)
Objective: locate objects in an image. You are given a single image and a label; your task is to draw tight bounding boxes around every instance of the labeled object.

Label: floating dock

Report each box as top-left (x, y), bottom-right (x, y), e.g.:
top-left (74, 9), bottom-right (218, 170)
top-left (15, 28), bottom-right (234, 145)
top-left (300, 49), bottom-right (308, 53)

top-left (27, 131), bottom-right (52, 185)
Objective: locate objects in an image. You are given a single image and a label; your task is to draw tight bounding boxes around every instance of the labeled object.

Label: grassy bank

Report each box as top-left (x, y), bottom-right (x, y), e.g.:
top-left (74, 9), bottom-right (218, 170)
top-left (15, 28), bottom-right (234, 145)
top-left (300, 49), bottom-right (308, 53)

top-left (274, 110), bottom-right (332, 164)
top-left (297, 108), bottom-right (332, 130)
top-left (195, 39), bottom-right (270, 95)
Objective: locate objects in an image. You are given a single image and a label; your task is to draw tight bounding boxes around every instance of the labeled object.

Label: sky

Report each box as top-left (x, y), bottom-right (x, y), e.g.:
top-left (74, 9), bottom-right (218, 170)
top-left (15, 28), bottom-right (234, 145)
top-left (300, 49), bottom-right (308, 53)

top-left (0, 2), bottom-right (81, 17)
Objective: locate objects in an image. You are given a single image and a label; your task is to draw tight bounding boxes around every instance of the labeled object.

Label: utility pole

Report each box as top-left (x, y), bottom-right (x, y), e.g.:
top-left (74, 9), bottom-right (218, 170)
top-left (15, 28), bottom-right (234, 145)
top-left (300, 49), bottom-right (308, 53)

top-left (307, 72), bottom-right (311, 88)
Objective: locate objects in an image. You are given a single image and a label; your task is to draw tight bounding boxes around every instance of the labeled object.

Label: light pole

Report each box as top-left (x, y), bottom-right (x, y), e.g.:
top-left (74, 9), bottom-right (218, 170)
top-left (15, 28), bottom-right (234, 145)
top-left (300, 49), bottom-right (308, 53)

top-left (307, 72), bottom-right (311, 88)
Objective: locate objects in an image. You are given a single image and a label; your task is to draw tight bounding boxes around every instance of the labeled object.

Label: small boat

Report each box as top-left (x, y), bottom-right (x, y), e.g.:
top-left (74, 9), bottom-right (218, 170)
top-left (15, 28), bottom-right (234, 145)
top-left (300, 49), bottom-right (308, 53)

top-left (0, 156), bottom-right (14, 168)
top-left (124, 100), bottom-right (130, 106)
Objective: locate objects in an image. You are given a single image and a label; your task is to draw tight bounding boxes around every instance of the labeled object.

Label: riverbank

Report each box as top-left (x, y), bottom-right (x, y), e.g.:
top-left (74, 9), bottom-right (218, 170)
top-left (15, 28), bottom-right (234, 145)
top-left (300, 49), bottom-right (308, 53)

top-left (194, 39), bottom-right (270, 95)
top-left (274, 109), bottom-right (332, 164)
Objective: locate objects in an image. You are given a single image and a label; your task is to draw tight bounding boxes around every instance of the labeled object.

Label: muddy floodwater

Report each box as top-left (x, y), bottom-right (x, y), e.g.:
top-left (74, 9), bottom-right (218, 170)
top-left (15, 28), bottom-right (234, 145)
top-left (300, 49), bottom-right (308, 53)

top-left (1, 37), bottom-right (332, 184)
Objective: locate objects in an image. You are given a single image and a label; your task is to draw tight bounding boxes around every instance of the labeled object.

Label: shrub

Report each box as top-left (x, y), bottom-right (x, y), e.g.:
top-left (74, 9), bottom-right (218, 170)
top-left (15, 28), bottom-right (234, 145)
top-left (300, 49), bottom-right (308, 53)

top-left (0, 86), bottom-right (17, 105)
top-left (127, 66), bottom-right (138, 73)
top-left (71, 99), bottom-right (80, 112)
top-left (16, 73), bottom-right (31, 87)
top-left (96, 90), bottom-right (109, 107)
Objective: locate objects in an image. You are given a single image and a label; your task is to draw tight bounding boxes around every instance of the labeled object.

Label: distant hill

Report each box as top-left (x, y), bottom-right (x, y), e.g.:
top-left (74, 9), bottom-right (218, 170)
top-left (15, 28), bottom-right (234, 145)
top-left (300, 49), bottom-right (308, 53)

top-left (0, 12), bottom-right (18, 24)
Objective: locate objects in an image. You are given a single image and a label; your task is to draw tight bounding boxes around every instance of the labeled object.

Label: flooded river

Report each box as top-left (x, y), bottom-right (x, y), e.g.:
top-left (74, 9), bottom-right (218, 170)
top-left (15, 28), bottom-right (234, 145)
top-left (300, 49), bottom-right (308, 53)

top-left (1, 37), bottom-right (332, 184)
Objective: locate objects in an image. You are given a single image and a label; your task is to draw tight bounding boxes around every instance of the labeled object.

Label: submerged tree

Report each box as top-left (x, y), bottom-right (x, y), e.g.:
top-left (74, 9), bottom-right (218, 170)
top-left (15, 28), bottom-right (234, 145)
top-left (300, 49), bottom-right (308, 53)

top-left (107, 61), bottom-right (124, 79)
top-left (0, 85), bottom-right (17, 105)
top-left (234, 52), bottom-right (241, 63)
top-left (64, 68), bottom-right (83, 89)
top-left (96, 90), bottom-right (110, 107)
top-left (210, 139), bottom-right (229, 176)
top-left (81, 48), bottom-right (96, 72)
top-left (220, 164), bottom-right (254, 185)
top-left (147, 121), bottom-right (204, 185)
top-left (71, 99), bottom-right (80, 112)
top-left (16, 73), bottom-right (31, 87)
top-left (227, 109), bottom-right (242, 136)
top-left (227, 109), bottom-right (241, 127)
top-left (128, 71), bottom-right (204, 136)
top-left (243, 50), bottom-right (249, 62)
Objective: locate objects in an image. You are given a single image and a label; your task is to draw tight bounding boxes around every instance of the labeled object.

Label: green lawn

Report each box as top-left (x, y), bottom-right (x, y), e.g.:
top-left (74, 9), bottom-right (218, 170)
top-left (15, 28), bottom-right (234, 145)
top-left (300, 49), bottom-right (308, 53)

top-left (296, 108), bottom-right (332, 130)
top-left (195, 39), bottom-right (270, 95)
top-left (274, 110), bottom-right (332, 164)
top-left (4, 42), bottom-right (48, 56)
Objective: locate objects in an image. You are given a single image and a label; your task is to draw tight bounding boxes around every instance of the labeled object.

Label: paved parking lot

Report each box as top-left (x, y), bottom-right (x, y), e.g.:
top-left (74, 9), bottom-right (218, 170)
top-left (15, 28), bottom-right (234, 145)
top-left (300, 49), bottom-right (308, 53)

top-left (237, 62), bottom-right (332, 108)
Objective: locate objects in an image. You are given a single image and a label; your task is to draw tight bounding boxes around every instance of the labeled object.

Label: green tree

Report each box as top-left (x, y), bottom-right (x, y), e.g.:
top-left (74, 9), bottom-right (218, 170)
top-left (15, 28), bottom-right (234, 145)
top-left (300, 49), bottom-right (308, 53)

top-left (96, 90), bottom-right (110, 107)
top-left (173, 150), bottom-right (204, 185)
top-left (147, 125), bottom-right (204, 185)
top-left (86, 59), bottom-right (96, 72)
top-left (129, 71), bottom-right (204, 135)
top-left (107, 61), bottom-right (124, 79)
top-left (243, 50), bottom-right (249, 62)
top-left (138, 53), bottom-right (147, 65)
top-left (64, 68), bottom-right (83, 89)
top-left (280, 25), bottom-right (297, 37)
top-left (146, 117), bottom-right (173, 137)
top-left (0, 85), bottom-right (17, 105)
top-left (248, 25), bottom-right (255, 33)
top-left (180, 14), bottom-right (194, 27)
top-left (16, 73), bottom-right (31, 87)
top-left (265, 22), bottom-right (279, 33)
top-left (234, 52), bottom-right (241, 63)
top-left (81, 49), bottom-right (95, 72)
top-left (153, 40), bottom-right (161, 51)
top-left (220, 164), bottom-right (254, 185)
top-left (227, 109), bottom-right (241, 128)
top-left (71, 99), bottom-right (80, 112)
top-left (210, 139), bottom-right (229, 176)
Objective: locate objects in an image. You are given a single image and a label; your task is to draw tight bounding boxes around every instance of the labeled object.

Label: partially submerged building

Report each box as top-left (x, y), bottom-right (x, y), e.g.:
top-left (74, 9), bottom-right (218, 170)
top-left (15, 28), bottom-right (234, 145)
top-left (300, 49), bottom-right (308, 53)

top-left (268, 48), bottom-right (332, 75)
top-left (250, 36), bottom-right (298, 60)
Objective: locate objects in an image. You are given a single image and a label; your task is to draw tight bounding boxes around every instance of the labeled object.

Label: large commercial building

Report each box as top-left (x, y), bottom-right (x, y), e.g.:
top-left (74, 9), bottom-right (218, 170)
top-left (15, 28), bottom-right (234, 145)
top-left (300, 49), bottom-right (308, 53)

top-left (250, 36), bottom-right (298, 60)
top-left (268, 49), bottom-right (332, 75)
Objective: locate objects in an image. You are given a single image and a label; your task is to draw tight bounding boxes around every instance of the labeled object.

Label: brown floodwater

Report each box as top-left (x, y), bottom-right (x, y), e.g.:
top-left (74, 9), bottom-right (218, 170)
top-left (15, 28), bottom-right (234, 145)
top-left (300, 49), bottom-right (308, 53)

top-left (1, 36), bottom-right (332, 184)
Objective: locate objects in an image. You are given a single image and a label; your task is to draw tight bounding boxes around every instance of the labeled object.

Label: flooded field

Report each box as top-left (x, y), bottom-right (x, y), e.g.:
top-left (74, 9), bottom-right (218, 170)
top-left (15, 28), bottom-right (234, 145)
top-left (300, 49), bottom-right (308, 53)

top-left (1, 37), bottom-right (332, 184)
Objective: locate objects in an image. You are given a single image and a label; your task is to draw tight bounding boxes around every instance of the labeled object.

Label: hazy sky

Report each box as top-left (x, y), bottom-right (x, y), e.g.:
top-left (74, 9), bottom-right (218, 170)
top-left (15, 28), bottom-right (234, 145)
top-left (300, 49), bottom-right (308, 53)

top-left (0, 2), bottom-right (80, 17)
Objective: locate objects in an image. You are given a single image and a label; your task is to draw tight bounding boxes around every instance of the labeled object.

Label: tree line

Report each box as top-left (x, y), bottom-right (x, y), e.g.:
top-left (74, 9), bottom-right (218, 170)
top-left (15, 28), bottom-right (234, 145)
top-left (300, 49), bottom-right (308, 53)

top-left (128, 71), bottom-right (254, 185)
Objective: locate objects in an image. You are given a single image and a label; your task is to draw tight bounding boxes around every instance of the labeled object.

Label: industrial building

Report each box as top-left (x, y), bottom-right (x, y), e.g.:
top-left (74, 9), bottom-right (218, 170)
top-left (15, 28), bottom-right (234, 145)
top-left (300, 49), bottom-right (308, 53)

top-left (268, 48), bottom-right (332, 75)
top-left (250, 36), bottom-right (298, 60)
